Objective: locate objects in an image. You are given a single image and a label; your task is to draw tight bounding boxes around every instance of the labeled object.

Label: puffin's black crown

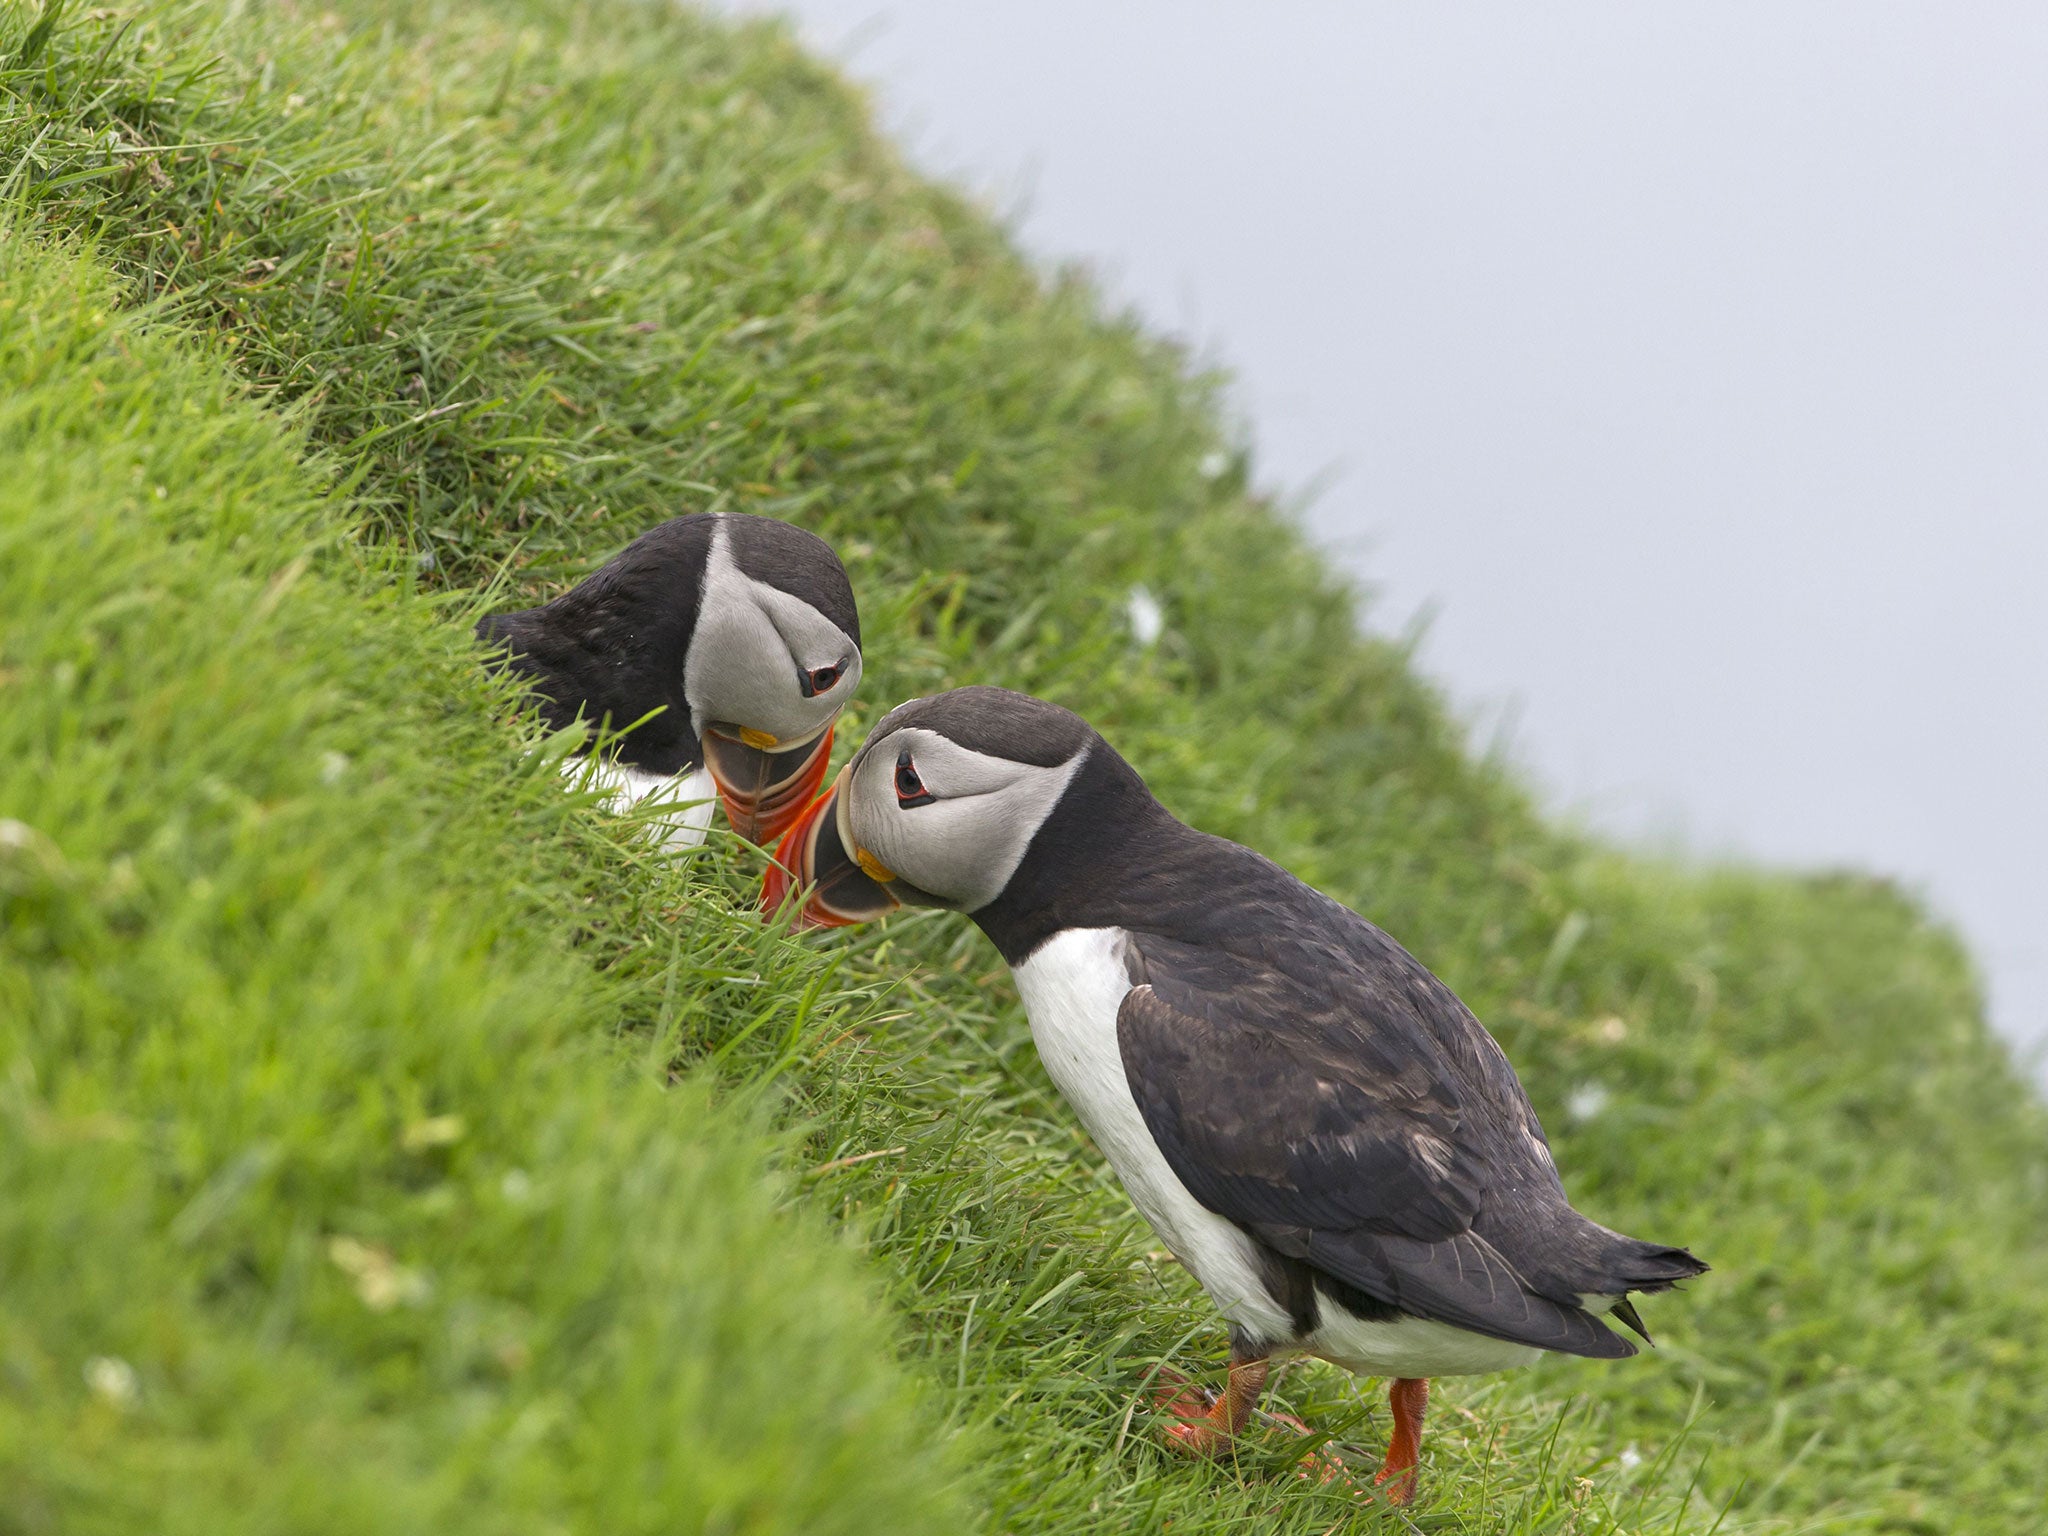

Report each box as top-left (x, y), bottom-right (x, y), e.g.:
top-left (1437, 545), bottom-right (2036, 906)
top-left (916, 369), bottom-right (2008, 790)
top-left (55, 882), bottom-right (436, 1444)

top-left (726, 514), bottom-right (860, 648)
top-left (870, 686), bottom-right (1094, 769)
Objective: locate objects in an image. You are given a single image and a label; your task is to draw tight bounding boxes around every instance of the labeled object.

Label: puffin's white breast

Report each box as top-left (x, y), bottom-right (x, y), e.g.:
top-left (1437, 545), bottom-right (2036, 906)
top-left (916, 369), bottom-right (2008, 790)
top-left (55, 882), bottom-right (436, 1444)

top-left (566, 758), bottom-right (717, 853)
top-left (1010, 927), bottom-right (1294, 1344)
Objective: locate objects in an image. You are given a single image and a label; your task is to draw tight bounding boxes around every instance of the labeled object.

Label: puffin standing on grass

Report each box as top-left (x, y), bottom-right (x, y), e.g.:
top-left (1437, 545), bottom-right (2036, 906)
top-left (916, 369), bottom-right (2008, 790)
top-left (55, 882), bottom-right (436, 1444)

top-left (762, 687), bottom-right (1706, 1505)
top-left (477, 512), bottom-right (861, 849)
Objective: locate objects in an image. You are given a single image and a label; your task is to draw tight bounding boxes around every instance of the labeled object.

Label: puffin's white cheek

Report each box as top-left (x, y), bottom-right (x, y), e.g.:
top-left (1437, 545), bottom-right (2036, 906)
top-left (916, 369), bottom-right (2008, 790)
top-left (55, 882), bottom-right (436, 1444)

top-left (688, 606), bottom-right (810, 740)
top-left (925, 801), bottom-right (1010, 904)
top-left (841, 764), bottom-right (906, 869)
top-left (866, 797), bottom-right (1015, 912)
top-left (844, 784), bottom-right (949, 901)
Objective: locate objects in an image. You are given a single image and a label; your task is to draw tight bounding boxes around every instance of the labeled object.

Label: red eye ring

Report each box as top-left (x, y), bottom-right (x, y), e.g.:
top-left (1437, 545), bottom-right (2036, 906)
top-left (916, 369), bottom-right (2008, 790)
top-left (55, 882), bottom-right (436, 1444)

top-left (807, 665), bottom-right (840, 694)
top-left (894, 749), bottom-right (935, 808)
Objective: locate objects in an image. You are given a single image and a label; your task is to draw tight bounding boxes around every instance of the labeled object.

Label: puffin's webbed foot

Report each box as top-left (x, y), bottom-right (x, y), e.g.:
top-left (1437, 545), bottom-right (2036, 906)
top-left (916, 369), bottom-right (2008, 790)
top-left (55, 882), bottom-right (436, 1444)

top-left (1150, 1355), bottom-right (1270, 1456)
top-left (1261, 1409), bottom-right (1359, 1488)
top-left (1149, 1357), bottom-right (1360, 1489)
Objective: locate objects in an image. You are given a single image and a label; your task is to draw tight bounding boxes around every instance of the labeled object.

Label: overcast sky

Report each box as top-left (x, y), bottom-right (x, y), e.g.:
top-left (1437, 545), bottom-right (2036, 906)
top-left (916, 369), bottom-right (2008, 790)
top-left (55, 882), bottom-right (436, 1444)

top-left (724, 2), bottom-right (2047, 1076)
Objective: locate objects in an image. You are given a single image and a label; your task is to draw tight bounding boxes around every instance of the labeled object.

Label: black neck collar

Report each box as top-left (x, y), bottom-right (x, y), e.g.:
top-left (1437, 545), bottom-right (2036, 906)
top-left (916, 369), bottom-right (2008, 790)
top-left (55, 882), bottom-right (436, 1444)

top-left (971, 741), bottom-right (1212, 965)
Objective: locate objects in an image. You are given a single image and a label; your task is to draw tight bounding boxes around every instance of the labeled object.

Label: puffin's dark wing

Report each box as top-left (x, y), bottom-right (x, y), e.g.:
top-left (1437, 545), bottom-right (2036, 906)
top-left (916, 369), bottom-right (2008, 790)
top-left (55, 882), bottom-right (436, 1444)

top-left (1114, 960), bottom-right (1481, 1242)
top-left (1116, 936), bottom-right (1639, 1358)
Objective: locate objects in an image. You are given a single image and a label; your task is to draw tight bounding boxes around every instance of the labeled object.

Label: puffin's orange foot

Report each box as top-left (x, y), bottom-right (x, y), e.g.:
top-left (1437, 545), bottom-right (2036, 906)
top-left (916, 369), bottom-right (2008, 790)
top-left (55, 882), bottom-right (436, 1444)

top-left (1372, 1461), bottom-right (1420, 1507)
top-left (1150, 1368), bottom-right (1362, 1488)
top-left (1149, 1366), bottom-right (1214, 1419)
top-left (1150, 1366), bottom-right (1229, 1456)
top-left (1254, 1409), bottom-right (1363, 1490)
top-left (1150, 1356), bottom-right (1284, 1459)
top-left (1164, 1419), bottom-right (1228, 1456)
top-left (1294, 1449), bottom-right (1361, 1489)
top-left (1155, 1368), bottom-right (1212, 1458)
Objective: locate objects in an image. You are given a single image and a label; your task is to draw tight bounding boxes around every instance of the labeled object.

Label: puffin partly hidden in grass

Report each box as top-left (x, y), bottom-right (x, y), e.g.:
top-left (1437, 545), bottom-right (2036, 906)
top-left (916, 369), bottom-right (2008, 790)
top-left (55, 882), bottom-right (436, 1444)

top-left (478, 512), bottom-right (860, 849)
top-left (762, 686), bottom-right (1706, 1505)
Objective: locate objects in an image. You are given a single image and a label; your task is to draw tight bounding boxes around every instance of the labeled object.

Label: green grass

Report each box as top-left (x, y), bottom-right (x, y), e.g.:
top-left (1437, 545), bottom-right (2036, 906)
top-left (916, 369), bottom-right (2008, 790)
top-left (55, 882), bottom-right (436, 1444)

top-left (0, 234), bottom-right (968, 1534)
top-left (3, 2), bottom-right (2045, 1532)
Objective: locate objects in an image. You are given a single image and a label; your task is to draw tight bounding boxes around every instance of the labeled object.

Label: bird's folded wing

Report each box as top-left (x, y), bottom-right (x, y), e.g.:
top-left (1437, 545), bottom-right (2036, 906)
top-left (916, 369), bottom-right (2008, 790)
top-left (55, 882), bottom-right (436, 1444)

top-left (1116, 951), bottom-right (1634, 1357)
top-left (1115, 972), bottom-right (1482, 1243)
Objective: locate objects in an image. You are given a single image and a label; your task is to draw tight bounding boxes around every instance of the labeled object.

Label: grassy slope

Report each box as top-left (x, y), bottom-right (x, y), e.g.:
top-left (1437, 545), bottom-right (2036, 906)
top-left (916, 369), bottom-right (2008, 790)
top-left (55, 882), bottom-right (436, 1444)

top-left (4, 2), bottom-right (2045, 1532)
top-left (0, 236), bottom-right (968, 1532)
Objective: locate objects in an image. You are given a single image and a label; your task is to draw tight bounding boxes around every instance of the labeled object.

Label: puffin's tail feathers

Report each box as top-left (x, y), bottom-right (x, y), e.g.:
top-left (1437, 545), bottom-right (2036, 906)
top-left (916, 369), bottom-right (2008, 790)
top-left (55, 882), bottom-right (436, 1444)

top-left (1570, 1232), bottom-right (1708, 1347)
top-left (1602, 1236), bottom-right (1711, 1293)
top-left (1497, 1209), bottom-right (1708, 1328)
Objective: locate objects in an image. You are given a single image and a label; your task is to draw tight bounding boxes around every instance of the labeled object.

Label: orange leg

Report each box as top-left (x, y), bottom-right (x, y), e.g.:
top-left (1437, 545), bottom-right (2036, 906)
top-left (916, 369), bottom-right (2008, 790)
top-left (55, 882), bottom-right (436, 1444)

top-left (1373, 1376), bottom-right (1430, 1506)
top-left (1153, 1352), bottom-right (1270, 1456)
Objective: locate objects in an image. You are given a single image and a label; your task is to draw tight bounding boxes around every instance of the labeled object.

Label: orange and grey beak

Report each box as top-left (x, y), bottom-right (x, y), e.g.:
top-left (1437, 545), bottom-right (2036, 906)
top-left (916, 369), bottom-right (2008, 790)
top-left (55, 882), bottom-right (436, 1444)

top-left (701, 722), bottom-right (838, 845)
top-left (761, 768), bottom-right (902, 930)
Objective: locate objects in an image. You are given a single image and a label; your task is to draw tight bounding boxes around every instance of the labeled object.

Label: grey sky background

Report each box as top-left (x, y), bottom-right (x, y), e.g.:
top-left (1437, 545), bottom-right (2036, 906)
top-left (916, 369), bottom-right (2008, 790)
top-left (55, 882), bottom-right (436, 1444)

top-left (722, 1), bottom-right (2047, 1075)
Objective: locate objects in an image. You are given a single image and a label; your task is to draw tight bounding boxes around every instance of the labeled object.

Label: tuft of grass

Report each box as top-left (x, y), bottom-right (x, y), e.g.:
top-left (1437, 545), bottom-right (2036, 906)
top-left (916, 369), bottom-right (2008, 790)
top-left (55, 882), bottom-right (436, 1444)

top-left (3, 2), bottom-right (2044, 1532)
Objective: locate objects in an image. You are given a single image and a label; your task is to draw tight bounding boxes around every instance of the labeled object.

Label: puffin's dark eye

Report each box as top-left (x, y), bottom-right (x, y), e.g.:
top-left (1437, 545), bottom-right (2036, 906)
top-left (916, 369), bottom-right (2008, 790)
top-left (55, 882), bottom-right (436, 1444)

top-left (800, 663), bottom-right (841, 698)
top-left (894, 748), bottom-right (935, 808)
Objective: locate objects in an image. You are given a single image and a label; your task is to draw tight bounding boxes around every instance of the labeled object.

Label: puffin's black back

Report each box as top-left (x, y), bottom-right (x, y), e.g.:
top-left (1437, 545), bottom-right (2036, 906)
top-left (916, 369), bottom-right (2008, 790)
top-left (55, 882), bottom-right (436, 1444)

top-left (476, 515), bottom-right (715, 775)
